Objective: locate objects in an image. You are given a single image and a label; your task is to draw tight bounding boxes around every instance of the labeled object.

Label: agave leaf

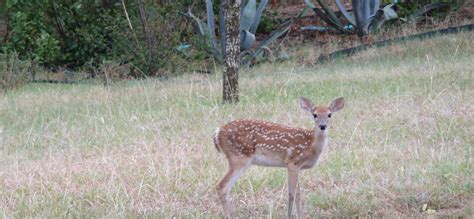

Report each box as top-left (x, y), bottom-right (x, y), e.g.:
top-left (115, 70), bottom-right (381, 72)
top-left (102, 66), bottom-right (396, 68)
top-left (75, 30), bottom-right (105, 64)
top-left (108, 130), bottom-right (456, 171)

top-left (304, 0), bottom-right (331, 23)
top-left (335, 0), bottom-right (355, 25)
top-left (240, 0), bottom-right (247, 18)
top-left (369, 0), bottom-right (380, 15)
top-left (241, 0), bottom-right (256, 31)
top-left (240, 50), bottom-right (254, 57)
top-left (304, 0), bottom-right (317, 9)
top-left (353, 0), bottom-right (371, 36)
top-left (310, 6), bottom-right (334, 26)
top-left (368, 3), bottom-right (397, 32)
top-left (259, 18), bottom-right (296, 47)
top-left (408, 2), bottom-right (449, 23)
top-left (316, 0), bottom-right (345, 28)
top-left (305, 0), bottom-right (348, 33)
top-left (240, 30), bottom-right (256, 50)
top-left (243, 7), bottom-right (308, 66)
top-left (250, 0), bottom-right (268, 34)
top-left (296, 7), bottom-right (310, 20)
top-left (252, 20), bottom-right (292, 60)
top-left (382, 4), bottom-right (397, 20)
top-left (188, 10), bottom-right (209, 37)
top-left (302, 24), bottom-right (353, 32)
top-left (188, 9), bottom-right (222, 62)
top-left (206, 0), bottom-right (217, 51)
top-left (301, 25), bottom-right (331, 31)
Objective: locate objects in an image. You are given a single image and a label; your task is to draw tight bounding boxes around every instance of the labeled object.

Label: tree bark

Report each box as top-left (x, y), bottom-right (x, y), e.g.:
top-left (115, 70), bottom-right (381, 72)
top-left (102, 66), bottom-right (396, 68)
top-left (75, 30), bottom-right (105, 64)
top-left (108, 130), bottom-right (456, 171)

top-left (222, 0), bottom-right (241, 103)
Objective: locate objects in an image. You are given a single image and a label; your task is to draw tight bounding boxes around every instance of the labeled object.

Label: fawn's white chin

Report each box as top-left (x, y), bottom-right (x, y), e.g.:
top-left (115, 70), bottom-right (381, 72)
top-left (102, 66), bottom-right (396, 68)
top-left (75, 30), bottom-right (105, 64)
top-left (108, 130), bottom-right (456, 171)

top-left (316, 129), bottom-right (328, 135)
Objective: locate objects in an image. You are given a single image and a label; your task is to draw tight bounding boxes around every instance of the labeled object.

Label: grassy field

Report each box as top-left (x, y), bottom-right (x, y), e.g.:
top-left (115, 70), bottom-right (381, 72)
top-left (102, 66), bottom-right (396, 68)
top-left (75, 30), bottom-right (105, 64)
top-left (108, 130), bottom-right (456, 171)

top-left (1, 32), bottom-right (473, 217)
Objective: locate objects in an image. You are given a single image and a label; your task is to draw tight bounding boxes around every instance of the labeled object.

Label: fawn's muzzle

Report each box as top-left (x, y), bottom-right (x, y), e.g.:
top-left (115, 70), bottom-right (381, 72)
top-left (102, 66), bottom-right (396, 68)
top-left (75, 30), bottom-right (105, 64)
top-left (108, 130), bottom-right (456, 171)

top-left (319, 125), bottom-right (327, 130)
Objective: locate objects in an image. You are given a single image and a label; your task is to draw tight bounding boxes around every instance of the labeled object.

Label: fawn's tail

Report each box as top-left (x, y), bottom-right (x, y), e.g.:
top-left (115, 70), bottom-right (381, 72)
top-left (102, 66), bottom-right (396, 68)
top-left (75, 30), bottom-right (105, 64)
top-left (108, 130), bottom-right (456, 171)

top-left (213, 128), bottom-right (221, 152)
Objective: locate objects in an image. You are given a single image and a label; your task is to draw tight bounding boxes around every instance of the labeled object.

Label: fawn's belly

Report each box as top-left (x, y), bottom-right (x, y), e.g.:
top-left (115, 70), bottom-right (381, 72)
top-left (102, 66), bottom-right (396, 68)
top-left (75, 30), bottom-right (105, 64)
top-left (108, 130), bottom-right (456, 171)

top-left (251, 154), bottom-right (286, 167)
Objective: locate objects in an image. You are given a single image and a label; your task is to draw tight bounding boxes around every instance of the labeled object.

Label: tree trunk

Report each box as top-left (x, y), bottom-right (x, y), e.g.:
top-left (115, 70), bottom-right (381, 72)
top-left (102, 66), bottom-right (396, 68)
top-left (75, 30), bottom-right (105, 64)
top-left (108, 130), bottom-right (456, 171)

top-left (222, 0), bottom-right (241, 103)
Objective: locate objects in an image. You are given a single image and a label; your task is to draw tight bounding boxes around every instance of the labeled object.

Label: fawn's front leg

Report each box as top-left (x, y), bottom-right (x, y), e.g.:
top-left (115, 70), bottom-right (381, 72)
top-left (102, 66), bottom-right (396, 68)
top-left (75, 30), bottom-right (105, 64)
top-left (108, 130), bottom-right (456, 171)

top-left (287, 163), bottom-right (301, 219)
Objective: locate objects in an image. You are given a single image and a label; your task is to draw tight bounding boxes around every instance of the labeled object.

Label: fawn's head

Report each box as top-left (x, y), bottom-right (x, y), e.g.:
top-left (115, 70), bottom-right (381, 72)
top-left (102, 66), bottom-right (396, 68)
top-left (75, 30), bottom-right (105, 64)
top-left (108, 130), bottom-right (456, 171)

top-left (300, 97), bottom-right (345, 132)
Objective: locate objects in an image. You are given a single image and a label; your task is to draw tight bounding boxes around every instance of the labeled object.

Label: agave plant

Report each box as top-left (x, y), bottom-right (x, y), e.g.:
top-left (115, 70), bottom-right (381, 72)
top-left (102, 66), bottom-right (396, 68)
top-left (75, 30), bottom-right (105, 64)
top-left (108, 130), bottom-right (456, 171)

top-left (304, 0), bottom-right (450, 36)
top-left (188, 0), bottom-right (303, 65)
top-left (304, 0), bottom-right (398, 36)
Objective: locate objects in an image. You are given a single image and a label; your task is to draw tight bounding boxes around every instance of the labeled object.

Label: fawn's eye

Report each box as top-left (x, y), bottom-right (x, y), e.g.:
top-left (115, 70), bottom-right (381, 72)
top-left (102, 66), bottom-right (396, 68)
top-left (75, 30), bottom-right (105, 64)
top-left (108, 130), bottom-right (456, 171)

top-left (328, 113), bottom-right (332, 118)
top-left (313, 114), bottom-right (318, 118)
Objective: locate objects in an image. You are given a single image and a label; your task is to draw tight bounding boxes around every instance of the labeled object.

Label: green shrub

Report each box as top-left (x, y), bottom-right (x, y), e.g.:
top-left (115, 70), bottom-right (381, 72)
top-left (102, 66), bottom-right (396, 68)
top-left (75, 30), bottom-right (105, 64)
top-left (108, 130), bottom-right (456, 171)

top-left (257, 15), bottom-right (275, 34)
top-left (2, 0), bottom-right (196, 77)
top-left (3, 0), bottom-right (122, 68)
top-left (395, 0), bottom-right (463, 20)
top-left (112, 1), bottom-right (195, 77)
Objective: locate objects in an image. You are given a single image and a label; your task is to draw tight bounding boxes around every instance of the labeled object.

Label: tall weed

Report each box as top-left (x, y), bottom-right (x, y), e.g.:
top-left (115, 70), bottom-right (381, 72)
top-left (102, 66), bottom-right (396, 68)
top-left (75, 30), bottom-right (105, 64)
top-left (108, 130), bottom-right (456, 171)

top-left (0, 52), bottom-right (32, 92)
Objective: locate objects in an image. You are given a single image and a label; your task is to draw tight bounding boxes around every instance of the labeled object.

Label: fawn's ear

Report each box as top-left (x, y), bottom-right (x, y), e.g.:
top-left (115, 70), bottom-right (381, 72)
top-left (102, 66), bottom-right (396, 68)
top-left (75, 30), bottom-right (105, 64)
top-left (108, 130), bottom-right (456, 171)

top-left (300, 97), bottom-right (315, 113)
top-left (329, 97), bottom-right (345, 112)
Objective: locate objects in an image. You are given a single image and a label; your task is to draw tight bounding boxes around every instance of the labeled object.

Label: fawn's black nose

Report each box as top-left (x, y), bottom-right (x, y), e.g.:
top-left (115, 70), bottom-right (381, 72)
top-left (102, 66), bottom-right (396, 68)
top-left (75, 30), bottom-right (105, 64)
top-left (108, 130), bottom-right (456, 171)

top-left (319, 125), bottom-right (327, 130)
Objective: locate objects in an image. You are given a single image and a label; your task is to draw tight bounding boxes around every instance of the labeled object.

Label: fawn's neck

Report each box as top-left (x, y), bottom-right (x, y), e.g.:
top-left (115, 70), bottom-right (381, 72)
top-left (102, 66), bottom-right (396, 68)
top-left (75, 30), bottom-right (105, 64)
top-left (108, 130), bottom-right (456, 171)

top-left (311, 128), bottom-right (328, 152)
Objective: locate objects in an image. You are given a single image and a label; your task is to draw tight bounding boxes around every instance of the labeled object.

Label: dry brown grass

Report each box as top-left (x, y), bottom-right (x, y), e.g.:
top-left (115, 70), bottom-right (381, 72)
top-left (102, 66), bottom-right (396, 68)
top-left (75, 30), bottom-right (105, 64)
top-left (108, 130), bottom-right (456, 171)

top-left (0, 32), bottom-right (473, 217)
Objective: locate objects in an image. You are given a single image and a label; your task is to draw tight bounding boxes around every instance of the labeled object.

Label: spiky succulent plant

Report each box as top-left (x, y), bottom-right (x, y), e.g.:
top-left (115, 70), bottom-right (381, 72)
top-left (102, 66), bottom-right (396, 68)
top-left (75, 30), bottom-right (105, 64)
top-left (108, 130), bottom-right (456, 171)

top-left (304, 0), bottom-right (449, 36)
top-left (189, 0), bottom-right (304, 65)
top-left (304, 0), bottom-right (398, 36)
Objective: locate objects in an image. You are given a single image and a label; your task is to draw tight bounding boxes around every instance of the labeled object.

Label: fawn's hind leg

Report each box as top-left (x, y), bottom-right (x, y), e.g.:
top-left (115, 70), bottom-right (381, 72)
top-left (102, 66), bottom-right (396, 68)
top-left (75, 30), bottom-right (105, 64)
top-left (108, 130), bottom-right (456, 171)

top-left (217, 157), bottom-right (251, 219)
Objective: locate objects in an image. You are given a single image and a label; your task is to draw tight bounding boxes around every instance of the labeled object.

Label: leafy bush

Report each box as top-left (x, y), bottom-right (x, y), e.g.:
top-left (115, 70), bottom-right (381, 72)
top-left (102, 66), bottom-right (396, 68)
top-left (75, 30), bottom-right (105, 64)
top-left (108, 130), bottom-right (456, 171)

top-left (3, 0), bottom-right (122, 68)
top-left (0, 1), bottom-right (7, 43)
top-left (395, 1), bottom-right (456, 22)
top-left (2, 0), bottom-right (195, 77)
top-left (113, 1), bottom-right (196, 77)
top-left (257, 15), bottom-right (275, 34)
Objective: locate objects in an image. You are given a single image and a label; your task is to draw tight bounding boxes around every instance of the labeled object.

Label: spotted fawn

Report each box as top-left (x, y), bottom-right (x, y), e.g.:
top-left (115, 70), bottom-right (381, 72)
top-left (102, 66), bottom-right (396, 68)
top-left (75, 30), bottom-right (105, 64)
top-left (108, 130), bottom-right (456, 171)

top-left (214, 97), bottom-right (345, 218)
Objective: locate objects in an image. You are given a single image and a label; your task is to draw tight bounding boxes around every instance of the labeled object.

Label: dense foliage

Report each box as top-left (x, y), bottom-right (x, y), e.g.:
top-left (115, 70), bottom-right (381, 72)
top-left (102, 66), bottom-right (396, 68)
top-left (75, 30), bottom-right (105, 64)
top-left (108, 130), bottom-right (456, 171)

top-left (0, 0), bottom-right (466, 80)
top-left (1, 0), bottom-right (195, 77)
top-left (3, 1), bottom-right (118, 67)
